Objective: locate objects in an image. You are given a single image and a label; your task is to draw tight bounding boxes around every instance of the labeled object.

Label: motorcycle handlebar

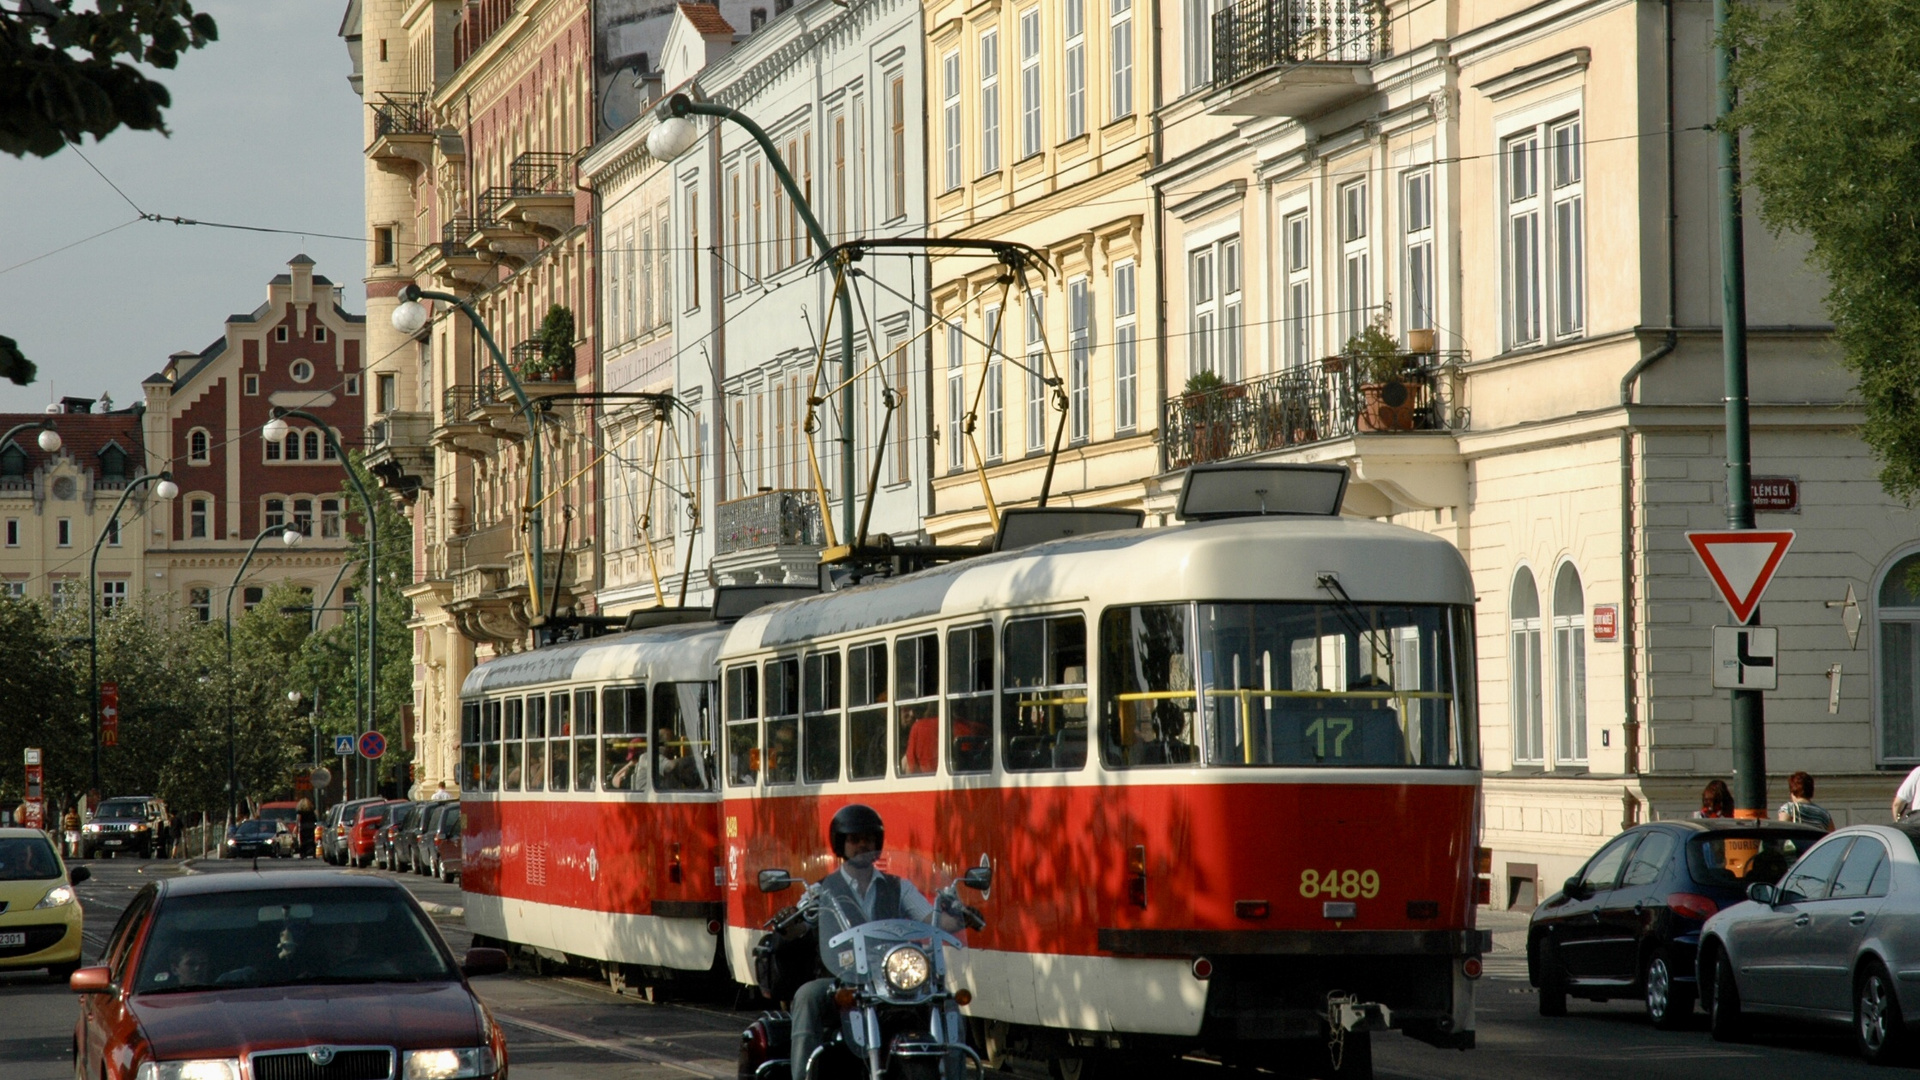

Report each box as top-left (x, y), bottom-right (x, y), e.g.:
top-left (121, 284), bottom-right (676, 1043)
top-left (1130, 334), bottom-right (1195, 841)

top-left (962, 905), bottom-right (986, 932)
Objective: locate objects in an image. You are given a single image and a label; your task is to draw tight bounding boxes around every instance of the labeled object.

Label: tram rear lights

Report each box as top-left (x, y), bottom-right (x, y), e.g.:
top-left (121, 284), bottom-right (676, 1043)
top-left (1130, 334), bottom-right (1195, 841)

top-left (1475, 846), bottom-right (1493, 876)
top-left (1322, 901), bottom-right (1357, 920)
top-left (1462, 957), bottom-right (1483, 980)
top-left (954, 989), bottom-right (972, 1006)
top-left (670, 842), bottom-right (683, 884)
top-left (1191, 957), bottom-right (1213, 981)
top-left (1234, 900), bottom-right (1269, 920)
top-left (1667, 892), bottom-right (1719, 921)
top-left (1472, 878), bottom-right (1492, 906)
top-left (1127, 845), bottom-right (1147, 909)
top-left (833, 987), bottom-right (858, 1009)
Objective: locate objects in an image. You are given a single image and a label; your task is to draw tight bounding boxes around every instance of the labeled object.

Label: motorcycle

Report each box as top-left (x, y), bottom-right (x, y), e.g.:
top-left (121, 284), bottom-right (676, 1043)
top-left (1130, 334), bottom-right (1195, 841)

top-left (740, 865), bottom-right (991, 1080)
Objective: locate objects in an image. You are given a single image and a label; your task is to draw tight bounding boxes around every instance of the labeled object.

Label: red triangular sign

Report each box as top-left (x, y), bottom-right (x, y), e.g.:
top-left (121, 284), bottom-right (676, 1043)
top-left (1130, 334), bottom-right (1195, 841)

top-left (1687, 529), bottom-right (1795, 624)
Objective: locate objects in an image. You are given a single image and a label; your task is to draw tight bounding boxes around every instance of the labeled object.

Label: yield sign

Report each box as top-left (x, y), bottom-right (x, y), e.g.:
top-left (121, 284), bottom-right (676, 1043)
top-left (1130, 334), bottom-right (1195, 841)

top-left (1687, 529), bottom-right (1795, 624)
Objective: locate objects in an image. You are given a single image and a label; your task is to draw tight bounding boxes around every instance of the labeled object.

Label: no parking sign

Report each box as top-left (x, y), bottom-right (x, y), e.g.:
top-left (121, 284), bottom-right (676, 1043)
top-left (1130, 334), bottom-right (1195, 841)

top-left (357, 731), bottom-right (387, 760)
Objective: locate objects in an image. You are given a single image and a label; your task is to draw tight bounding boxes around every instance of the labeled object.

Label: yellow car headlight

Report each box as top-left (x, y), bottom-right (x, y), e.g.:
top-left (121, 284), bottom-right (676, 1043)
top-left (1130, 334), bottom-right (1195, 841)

top-left (883, 945), bottom-right (930, 992)
top-left (133, 1060), bottom-right (241, 1080)
top-left (403, 1047), bottom-right (496, 1079)
top-left (34, 884), bottom-right (74, 909)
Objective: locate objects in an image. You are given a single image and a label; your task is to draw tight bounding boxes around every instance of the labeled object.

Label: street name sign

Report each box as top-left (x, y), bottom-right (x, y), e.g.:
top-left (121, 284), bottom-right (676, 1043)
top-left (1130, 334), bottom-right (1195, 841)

top-left (332, 734), bottom-right (356, 757)
top-left (1713, 625), bottom-right (1779, 690)
top-left (358, 731), bottom-right (387, 760)
top-left (1687, 529), bottom-right (1795, 624)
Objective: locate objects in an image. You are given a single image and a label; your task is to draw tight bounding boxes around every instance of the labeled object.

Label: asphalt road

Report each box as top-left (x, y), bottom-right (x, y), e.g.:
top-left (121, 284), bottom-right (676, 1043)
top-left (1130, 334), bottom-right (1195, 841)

top-left (0, 857), bottom-right (1900, 1080)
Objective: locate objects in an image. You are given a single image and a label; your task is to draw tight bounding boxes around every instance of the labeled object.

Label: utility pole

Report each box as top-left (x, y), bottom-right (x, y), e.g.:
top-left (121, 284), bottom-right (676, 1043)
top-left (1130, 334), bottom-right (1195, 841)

top-left (1715, 0), bottom-right (1764, 817)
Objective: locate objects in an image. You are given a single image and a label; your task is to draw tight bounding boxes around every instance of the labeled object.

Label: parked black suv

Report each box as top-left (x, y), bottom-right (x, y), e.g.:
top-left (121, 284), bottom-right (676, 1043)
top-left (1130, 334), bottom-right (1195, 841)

top-left (79, 796), bottom-right (168, 859)
top-left (1528, 818), bottom-right (1826, 1027)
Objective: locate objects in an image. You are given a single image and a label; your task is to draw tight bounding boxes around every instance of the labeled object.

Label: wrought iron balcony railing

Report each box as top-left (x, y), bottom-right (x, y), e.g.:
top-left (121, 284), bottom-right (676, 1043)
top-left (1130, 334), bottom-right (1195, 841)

top-left (1212, 0), bottom-right (1382, 88)
top-left (1161, 353), bottom-right (1468, 468)
top-left (509, 151), bottom-right (572, 195)
top-left (438, 218), bottom-right (480, 259)
top-left (454, 0), bottom-right (516, 70)
top-left (716, 489), bottom-right (826, 556)
top-left (371, 92), bottom-right (431, 139)
top-left (510, 339), bottom-right (574, 381)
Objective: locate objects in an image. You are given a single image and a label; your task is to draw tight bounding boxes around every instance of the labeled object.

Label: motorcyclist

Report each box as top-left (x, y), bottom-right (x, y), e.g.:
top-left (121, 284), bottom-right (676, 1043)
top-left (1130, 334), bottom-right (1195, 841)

top-left (790, 804), bottom-right (966, 1077)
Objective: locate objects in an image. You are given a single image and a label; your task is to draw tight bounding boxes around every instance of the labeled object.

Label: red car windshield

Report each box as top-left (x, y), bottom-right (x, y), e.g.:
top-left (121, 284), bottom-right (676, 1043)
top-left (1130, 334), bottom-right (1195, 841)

top-left (135, 888), bottom-right (455, 993)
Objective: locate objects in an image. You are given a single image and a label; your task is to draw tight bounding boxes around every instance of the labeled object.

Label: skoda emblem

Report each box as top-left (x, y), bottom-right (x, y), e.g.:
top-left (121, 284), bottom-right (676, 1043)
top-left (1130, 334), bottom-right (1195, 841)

top-left (309, 1046), bottom-right (336, 1066)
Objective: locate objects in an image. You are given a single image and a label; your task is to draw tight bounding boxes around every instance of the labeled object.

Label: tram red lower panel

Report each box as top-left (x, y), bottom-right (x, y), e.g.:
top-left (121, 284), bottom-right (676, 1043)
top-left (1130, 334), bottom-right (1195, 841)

top-left (462, 798), bottom-right (724, 916)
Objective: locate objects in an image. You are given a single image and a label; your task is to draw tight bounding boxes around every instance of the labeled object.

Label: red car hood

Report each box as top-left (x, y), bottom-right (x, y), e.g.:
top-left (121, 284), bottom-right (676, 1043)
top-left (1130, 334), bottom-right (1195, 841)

top-left (132, 981), bottom-right (486, 1059)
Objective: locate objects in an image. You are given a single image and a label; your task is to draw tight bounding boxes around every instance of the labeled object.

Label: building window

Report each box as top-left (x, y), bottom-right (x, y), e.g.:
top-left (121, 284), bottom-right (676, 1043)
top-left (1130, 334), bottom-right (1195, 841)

top-left (1113, 260), bottom-right (1138, 432)
top-left (1064, 0), bottom-right (1087, 139)
top-left (374, 226), bottom-right (395, 266)
top-left (1110, 0), bottom-right (1133, 120)
top-left (243, 374), bottom-right (259, 396)
top-left (292, 498), bottom-right (313, 537)
top-left (1403, 168), bottom-right (1435, 334)
top-left (243, 586), bottom-right (263, 613)
top-left (1188, 236), bottom-right (1242, 382)
top-left (1504, 118), bottom-right (1584, 348)
top-left (1876, 551), bottom-right (1920, 761)
top-left (291, 359), bottom-right (313, 383)
top-left (726, 169), bottom-right (742, 295)
top-left (189, 587), bottom-right (211, 622)
top-left (51, 579), bottom-right (77, 611)
top-left (0, 445), bottom-right (24, 477)
top-left (104, 517), bottom-right (120, 547)
top-left (319, 499), bottom-right (341, 539)
top-left (188, 428), bottom-right (210, 464)
top-left (947, 322), bottom-right (966, 471)
top-left (345, 374), bottom-right (360, 396)
top-left (55, 518), bottom-right (71, 547)
top-left (984, 305), bottom-right (1004, 461)
top-left (1550, 119), bottom-right (1586, 338)
top-left (942, 52), bottom-right (962, 192)
top-left (980, 30), bottom-right (1001, 174)
top-left (1190, 246), bottom-right (1215, 379)
top-left (320, 430), bottom-right (337, 460)
top-left (1553, 562), bottom-right (1588, 764)
top-left (891, 333), bottom-right (910, 485)
top-left (313, 326), bottom-right (327, 344)
top-left (264, 498), bottom-right (285, 530)
top-left (101, 579), bottom-right (126, 610)
top-left (1068, 277), bottom-right (1091, 443)
top-left (686, 187), bottom-right (702, 311)
top-left (1504, 130), bottom-right (1543, 347)
top-left (378, 373), bottom-right (397, 413)
top-left (1339, 179), bottom-right (1370, 343)
top-left (1284, 209), bottom-right (1312, 367)
top-left (304, 431), bottom-right (321, 461)
top-left (1, 580), bottom-right (21, 599)
top-left (1510, 566), bottom-right (1545, 765)
top-left (2, 518), bottom-right (15, 547)
top-left (888, 74), bottom-right (906, 222)
top-left (1183, 0), bottom-right (1215, 91)
top-left (189, 497), bottom-right (209, 539)
top-left (275, 326), bottom-right (289, 343)
top-left (1019, 8), bottom-right (1042, 159)
top-left (1025, 296), bottom-right (1046, 452)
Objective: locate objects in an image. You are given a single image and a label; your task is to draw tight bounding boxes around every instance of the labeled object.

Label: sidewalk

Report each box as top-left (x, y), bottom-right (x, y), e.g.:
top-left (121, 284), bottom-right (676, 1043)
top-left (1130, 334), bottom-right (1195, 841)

top-left (1478, 904), bottom-right (1532, 979)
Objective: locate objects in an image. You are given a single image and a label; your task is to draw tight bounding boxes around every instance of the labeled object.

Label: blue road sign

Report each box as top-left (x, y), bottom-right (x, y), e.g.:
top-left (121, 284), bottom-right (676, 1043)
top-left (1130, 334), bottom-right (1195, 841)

top-left (333, 734), bottom-right (356, 757)
top-left (357, 730), bottom-right (387, 760)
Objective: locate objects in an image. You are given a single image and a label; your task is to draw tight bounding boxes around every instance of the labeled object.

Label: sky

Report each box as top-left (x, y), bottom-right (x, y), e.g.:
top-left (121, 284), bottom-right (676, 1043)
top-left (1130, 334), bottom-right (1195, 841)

top-left (0, 2), bottom-right (366, 415)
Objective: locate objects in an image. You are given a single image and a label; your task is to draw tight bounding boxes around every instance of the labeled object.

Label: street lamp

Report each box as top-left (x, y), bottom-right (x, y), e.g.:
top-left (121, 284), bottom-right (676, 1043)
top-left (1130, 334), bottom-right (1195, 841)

top-left (0, 417), bottom-right (62, 456)
top-left (647, 92), bottom-right (856, 542)
top-left (223, 523), bottom-right (302, 827)
top-left (86, 472), bottom-right (176, 791)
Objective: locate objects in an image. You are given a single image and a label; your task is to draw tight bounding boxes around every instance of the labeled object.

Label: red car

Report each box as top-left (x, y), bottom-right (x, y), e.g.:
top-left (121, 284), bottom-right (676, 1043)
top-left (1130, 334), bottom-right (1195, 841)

top-left (346, 799), bottom-right (406, 869)
top-left (70, 869), bottom-right (508, 1080)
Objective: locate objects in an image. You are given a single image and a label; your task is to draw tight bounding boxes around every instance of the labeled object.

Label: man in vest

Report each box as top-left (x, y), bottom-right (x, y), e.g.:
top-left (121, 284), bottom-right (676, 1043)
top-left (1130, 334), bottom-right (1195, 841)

top-left (791, 804), bottom-right (964, 1075)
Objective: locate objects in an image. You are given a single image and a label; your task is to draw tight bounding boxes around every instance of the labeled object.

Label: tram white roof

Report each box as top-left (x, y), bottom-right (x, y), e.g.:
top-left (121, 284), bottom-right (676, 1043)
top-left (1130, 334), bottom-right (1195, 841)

top-left (724, 515), bottom-right (1473, 655)
top-left (459, 621), bottom-right (730, 696)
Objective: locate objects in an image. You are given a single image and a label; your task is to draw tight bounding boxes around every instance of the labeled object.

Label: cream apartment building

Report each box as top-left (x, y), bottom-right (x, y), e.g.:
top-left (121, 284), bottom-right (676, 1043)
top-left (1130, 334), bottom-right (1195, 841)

top-left (1150, 0), bottom-right (1919, 907)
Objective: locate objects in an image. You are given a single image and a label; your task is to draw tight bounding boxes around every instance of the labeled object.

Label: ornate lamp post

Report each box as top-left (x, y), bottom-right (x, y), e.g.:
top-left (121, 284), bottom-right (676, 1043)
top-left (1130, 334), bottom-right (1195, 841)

top-left (223, 523), bottom-right (302, 826)
top-left (87, 471), bottom-right (176, 791)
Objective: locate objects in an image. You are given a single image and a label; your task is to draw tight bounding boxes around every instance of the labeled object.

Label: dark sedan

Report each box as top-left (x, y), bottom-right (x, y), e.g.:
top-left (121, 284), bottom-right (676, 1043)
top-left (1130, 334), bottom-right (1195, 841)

top-left (1529, 818), bottom-right (1825, 1026)
top-left (70, 870), bottom-right (508, 1080)
top-left (222, 819), bottom-right (292, 860)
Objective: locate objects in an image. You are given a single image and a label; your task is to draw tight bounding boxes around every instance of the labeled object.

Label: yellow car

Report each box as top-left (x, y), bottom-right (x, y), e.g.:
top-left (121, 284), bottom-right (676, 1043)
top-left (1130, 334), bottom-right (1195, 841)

top-left (0, 826), bottom-right (87, 979)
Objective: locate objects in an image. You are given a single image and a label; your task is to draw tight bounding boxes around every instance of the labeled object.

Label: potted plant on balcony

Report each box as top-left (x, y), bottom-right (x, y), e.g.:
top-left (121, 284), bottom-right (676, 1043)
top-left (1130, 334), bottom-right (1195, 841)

top-left (1181, 369), bottom-right (1238, 463)
top-left (524, 304), bottom-right (575, 381)
top-left (1344, 314), bottom-right (1422, 432)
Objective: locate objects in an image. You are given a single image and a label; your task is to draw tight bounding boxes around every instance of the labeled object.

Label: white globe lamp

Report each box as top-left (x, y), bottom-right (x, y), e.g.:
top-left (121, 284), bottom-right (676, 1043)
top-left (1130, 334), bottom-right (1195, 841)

top-left (153, 478), bottom-right (179, 500)
top-left (261, 415), bottom-right (290, 444)
top-left (36, 427), bottom-right (60, 453)
top-left (647, 116), bottom-right (700, 162)
top-left (392, 299), bottom-right (429, 336)
top-left (282, 529), bottom-right (303, 548)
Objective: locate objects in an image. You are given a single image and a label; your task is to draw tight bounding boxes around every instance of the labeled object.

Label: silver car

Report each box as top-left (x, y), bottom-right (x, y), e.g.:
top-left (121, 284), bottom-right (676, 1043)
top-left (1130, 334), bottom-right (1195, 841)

top-left (1698, 823), bottom-right (1918, 1063)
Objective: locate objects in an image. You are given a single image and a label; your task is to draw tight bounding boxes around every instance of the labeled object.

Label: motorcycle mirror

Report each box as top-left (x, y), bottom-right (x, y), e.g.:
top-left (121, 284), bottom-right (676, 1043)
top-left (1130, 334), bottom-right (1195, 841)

top-left (759, 869), bottom-right (795, 893)
top-left (961, 866), bottom-right (992, 892)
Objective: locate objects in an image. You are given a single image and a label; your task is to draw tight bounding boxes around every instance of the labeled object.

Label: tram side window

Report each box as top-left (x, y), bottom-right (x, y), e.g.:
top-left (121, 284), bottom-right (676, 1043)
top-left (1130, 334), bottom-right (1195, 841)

top-left (603, 685), bottom-right (650, 792)
top-left (803, 652), bottom-right (842, 784)
top-left (765, 657), bottom-right (800, 785)
top-left (725, 664), bottom-right (761, 787)
top-left (481, 699), bottom-right (501, 792)
top-left (896, 634), bottom-right (940, 776)
top-left (655, 682), bottom-right (716, 791)
top-left (503, 697), bottom-right (525, 792)
top-left (525, 694), bottom-right (547, 793)
top-left (1003, 615), bottom-right (1089, 771)
top-left (460, 702), bottom-right (481, 792)
top-left (947, 626), bottom-right (994, 774)
top-left (1100, 605), bottom-right (1199, 768)
top-left (573, 689), bottom-right (597, 791)
top-left (549, 692), bottom-right (571, 792)
top-left (848, 643), bottom-right (889, 780)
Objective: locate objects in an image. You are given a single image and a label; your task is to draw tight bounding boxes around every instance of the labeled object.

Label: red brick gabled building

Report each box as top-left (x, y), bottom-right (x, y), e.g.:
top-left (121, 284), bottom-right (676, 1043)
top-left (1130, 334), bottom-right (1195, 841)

top-left (0, 402), bottom-right (150, 609)
top-left (142, 256), bottom-right (367, 622)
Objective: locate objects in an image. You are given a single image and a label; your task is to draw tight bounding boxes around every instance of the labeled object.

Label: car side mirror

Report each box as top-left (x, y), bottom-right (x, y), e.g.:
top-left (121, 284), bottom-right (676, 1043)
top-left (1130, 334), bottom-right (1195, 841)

top-left (759, 869), bottom-right (794, 893)
top-left (68, 865), bottom-right (90, 886)
top-left (461, 947), bottom-right (510, 977)
top-left (1562, 876), bottom-right (1590, 900)
top-left (1746, 881), bottom-right (1777, 906)
top-left (961, 866), bottom-right (993, 892)
top-left (69, 967), bottom-right (110, 993)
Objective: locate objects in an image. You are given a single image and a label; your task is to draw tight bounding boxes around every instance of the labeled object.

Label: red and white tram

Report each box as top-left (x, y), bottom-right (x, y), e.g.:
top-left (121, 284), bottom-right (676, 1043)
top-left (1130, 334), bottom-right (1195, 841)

top-left (458, 465), bottom-right (1488, 1071)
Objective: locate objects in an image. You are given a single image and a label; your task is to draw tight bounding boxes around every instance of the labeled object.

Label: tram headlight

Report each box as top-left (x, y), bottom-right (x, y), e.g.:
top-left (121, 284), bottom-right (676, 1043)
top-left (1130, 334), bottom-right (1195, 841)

top-left (883, 946), bottom-right (930, 992)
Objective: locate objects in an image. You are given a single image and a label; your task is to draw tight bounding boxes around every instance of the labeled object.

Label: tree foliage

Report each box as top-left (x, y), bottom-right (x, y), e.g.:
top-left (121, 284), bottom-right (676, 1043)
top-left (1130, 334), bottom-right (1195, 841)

top-left (0, 0), bottom-right (218, 159)
top-left (1727, 0), bottom-right (1920, 497)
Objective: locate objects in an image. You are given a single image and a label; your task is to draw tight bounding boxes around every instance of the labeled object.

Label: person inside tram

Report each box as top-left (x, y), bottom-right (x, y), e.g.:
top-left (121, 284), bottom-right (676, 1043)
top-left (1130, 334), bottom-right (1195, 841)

top-left (658, 726), bottom-right (706, 790)
top-left (791, 805), bottom-right (966, 1074)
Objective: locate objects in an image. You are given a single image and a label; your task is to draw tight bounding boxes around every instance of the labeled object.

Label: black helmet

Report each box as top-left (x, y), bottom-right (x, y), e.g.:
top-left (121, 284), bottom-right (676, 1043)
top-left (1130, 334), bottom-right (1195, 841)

top-left (829, 804), bottom-right (884, 859)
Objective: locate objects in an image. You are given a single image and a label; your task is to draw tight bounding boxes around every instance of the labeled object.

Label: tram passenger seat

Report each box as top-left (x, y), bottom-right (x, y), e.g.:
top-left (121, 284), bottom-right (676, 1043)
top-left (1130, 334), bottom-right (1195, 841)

top-left (1053, 724), bottom-right (1087, 769)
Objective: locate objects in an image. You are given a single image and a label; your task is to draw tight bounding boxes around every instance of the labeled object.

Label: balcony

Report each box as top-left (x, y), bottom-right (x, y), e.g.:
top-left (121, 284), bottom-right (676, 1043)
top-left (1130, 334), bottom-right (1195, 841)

top-left (500, 151), bottom-right (576, 238)
top-left (365, 411), bottom-right (433, 498)
top-left (717, 489), bottom-right (827, 556)
top-left (462, 188), bottom-right (540, 266)
top-left (454, 0), bottom-right (516, 71)
top-left (1208, 0), bottom-right (1382, 118)
top-left (366, 92), bottom-right (433, 170)
top-left (411, 218), bottom-right (493, 289)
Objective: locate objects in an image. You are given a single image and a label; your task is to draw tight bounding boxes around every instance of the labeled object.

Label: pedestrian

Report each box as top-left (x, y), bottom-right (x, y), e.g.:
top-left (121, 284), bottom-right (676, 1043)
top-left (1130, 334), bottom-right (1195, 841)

top-left (295, 797), bottom-right (316, 858)
top-left (430, 781), bottom-right (453, 801)
top-left (1892, 761), bottom-right (1920, 820)
top-left (1694, 779), bottom-right (1733, 819)
top-left (1777, 771), bottom-right (1834, 831)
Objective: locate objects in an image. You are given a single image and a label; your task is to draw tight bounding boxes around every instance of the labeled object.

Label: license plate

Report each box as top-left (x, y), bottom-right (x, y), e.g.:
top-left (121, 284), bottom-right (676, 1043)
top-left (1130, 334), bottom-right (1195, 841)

top-left (104, 839), bottom-right (123, 846)
top-left (0, 932), bottom-right (24, 947)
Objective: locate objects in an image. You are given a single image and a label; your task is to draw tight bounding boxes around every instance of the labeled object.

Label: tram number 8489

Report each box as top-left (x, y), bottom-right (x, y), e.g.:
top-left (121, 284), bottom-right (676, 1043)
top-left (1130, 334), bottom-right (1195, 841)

top-left (1299, 868), bottom-right (1381, 899)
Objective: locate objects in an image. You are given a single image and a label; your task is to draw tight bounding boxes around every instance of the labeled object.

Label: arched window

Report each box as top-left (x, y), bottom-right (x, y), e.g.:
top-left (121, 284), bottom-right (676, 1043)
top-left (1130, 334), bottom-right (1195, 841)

top-left (264, 497), bottom-right (285, 530)
top-left (188, 496), bottom-right (210, 540)
top-left (1877, 551), bottom-right (1920, 761)
top-left (1553, 562), bottom-right (1588, 764)
top-left (1510, 566), bottom-right (1544, 764)
top-left (292, 498), bottom-right (313, 536)
top-left (188, 428), bottom-right (210, 465)
top-left (304, 431), bottom-right (321, 461)
top-left (283, 433), bottom-right (301, 461)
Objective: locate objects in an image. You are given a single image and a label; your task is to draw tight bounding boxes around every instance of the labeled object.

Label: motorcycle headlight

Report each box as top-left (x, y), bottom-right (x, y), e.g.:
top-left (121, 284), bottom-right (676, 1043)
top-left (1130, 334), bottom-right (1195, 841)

top-left (134, 1060), bottom-right (242, 1080)
top-left (883, 945), bottom-right (930, 992)
top-left (34, 884), bottom-right (74, 909)
top-left (403, 1047), bottom-right (496, 1079)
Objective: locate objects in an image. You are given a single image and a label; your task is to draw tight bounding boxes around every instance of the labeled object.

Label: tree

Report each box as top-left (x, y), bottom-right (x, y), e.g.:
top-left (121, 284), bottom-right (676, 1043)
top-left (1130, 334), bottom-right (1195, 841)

top-left (0, 0), bottom-right (218, 159)
top-left (1726, 0), bottom-right (1920, 497)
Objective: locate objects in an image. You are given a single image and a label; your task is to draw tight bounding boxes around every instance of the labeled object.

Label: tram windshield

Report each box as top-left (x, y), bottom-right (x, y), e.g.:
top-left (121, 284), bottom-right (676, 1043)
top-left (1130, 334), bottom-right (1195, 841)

top-left (1100, 602), bottom-right (1477, 769)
